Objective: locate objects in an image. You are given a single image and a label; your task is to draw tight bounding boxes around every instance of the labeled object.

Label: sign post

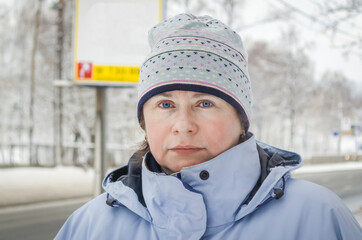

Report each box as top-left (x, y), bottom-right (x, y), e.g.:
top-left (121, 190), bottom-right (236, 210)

top-left (94, 87), bottom-right (106, 196)
top-left (73, 0), bottom-right (163, 196)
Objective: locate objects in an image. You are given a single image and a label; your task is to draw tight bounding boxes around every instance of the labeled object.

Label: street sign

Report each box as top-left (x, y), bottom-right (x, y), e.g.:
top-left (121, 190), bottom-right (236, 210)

top-left (341, 117), bottom-right (351, 132)
top-left (73, 0), bottom-right (163, 86)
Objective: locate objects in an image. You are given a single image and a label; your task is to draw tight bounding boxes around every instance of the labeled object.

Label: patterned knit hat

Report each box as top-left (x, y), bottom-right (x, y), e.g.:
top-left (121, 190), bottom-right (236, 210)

top-left (138, 13), bottom-right (252, 129)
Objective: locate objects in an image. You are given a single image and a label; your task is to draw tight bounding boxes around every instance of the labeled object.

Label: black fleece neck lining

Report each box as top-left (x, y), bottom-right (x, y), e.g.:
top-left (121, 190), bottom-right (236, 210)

top-left (107, 151), bottom-right (146, 207)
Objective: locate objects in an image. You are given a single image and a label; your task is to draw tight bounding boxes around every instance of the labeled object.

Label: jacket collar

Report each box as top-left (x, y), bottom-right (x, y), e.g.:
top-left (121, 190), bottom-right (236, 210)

top-left (142, 134), bottom-right (261, 227)
top-left (234, 140), bottom-right (302, 219)
top-left (103, 133), bottom-right (302, 229)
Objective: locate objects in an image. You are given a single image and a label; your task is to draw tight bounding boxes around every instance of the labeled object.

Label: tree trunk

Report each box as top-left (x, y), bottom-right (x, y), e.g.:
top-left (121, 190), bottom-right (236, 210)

top-left (29, 0), bottom-right (42, 166)
top-left (289, 109), bottom-right (295, 150)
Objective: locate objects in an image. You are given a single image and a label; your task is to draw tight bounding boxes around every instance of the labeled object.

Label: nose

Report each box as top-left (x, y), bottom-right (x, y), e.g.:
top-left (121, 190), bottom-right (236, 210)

top-left (172, 108), bottom-right (198, 135)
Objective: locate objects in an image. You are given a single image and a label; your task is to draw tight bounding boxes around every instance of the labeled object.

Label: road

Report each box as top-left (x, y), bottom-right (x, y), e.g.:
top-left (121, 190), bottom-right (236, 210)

top-left (293, 169), bottom-right (362, 199)
top-left (0, 199), bottom-right (87, 240)
top-left (0, 170), bottom-right (361, 240)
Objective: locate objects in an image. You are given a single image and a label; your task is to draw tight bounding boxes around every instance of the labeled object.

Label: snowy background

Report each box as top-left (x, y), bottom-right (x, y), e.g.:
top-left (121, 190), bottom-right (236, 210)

top-left (0, 1), bottom-right (361, 226)
top-left (0, 0), bottom-right (361, 169)
top-left (0, 1), bottom-right (361, 236)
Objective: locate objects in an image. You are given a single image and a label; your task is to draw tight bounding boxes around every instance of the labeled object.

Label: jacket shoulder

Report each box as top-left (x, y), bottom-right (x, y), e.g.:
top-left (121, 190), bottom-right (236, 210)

top-left (283, 178), bottom-right (362, 239)
top-left (55, 193), bottom-right (149, 239)
top-left (286, 178), bottom-right (342, 203)
top-left (283, 178), bottom-right (353, 216)
top-left (55, 194), bottom-right (107, 239)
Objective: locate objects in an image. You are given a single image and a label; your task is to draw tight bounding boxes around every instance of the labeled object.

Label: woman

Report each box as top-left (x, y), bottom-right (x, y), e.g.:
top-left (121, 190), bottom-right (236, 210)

top-left (56, 14), bottom-right (362, 239)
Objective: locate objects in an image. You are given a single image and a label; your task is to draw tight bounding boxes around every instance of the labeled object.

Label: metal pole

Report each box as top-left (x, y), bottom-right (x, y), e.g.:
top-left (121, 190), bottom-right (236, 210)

top-left (94, 87), bottom-right (107, 196)
top-left (162, 0), bottom-right (167, 20)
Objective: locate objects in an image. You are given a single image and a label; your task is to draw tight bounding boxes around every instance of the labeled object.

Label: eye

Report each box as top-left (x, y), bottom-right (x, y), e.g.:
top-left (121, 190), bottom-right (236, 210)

top-left (159, 102), bottom-right (173, 108)
top-left (199, 101), bottom-right (213, 107)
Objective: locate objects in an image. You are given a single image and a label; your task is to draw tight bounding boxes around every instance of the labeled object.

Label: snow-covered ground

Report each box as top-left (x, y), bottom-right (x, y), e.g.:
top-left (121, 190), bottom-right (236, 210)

top-left (0, 166), bottom-right (95, 207)
top-left (0, 163), bottom-right (361, 226)
top-left (295, 161), bottom-right (362, 173)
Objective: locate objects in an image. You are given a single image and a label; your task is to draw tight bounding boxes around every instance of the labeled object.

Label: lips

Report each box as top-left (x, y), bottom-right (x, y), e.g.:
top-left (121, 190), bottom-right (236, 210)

top-left (170, 145), bottom-right (203, 154)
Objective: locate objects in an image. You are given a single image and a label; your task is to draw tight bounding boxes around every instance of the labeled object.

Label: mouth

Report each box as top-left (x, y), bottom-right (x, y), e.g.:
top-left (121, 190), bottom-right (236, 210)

top-left (170, 145), bottom-right (204, 154)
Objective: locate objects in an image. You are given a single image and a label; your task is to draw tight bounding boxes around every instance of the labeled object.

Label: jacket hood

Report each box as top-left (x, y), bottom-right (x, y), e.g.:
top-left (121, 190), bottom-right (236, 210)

top-left (103, 134), bottom-right (302, 226)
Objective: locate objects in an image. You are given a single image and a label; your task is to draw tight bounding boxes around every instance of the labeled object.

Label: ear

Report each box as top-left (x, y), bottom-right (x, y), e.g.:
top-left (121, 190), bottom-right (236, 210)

top-left (238, 128), bottom-right (246, 143)
top-left (241, 128), bottom-right (245, 137)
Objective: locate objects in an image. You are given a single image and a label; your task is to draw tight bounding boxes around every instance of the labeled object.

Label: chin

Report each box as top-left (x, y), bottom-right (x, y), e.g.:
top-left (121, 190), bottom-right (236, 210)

top-left (175, 159), bottom-right (207, 171)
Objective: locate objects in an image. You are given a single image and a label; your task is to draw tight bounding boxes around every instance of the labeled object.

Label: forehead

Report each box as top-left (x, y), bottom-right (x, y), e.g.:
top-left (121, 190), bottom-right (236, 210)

top-left (150, 90), bottom-right (218, 99)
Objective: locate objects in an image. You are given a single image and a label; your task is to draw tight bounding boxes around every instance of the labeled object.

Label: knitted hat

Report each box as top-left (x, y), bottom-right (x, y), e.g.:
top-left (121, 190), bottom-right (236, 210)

top-left (137, 13), bottom-right (252, 130)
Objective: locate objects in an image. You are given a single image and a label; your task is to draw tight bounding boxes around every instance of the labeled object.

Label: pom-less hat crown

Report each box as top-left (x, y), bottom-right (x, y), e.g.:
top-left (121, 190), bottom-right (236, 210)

top-left (137, 13), bottom-right (252, 129)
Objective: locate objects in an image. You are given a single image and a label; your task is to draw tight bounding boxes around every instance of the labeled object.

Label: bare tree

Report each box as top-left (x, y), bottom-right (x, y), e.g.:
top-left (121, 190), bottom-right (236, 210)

top-left (248, 41), bottom-right (287, 145)
top-left (29, 0), bottom-right (43, 166)
top-left (0, 3), bottom-right (9, 163)
top-left (313, 71), bottom-right (355, 153)
top-left (273, 0), bottom-right (362, 56)
top-left (248, 29), bottom-right (315, 150)
top-left (219, 0), bottom-right (246, 27)
top-left (279, 28), bottom-right (315, 149)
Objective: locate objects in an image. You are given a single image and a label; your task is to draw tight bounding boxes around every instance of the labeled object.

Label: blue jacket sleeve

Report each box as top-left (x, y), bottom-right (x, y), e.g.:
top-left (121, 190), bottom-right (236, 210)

top-left (54, 203), bottom-right (91, 240)
top-left (283, 179), bottom-right (362, 240)
top-left (329, 201), bottom-right (362, 239)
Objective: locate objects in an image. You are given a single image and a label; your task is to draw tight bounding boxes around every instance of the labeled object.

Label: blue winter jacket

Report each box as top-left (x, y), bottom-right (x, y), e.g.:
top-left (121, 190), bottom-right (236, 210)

top-left (55, 134), bottom-right (362, 239)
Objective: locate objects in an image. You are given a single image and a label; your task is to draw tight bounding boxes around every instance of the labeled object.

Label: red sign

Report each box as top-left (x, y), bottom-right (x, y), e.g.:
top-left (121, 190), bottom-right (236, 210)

top-left (78, 62), bottom-right (92, 79)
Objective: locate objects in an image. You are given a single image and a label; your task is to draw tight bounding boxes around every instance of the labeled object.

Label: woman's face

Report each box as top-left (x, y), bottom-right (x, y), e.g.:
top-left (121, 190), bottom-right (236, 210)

top-left (143, 90), bottom-right (243, 174)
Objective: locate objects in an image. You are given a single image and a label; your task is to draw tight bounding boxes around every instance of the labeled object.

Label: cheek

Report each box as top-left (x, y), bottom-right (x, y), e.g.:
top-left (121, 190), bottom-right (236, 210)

top-left (145, 117), bottom-right (169, 155)
top-left (204, 116), bottom-right (241, 151)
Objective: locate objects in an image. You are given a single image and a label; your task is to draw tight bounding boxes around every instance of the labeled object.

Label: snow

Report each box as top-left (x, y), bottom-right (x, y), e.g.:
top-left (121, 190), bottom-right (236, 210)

top-left (295, 161), bottom-right (362, 173)
top-left (0, 166), bottom-right (94, 207)
top-left (0, 163), bottom-right (361, 225)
